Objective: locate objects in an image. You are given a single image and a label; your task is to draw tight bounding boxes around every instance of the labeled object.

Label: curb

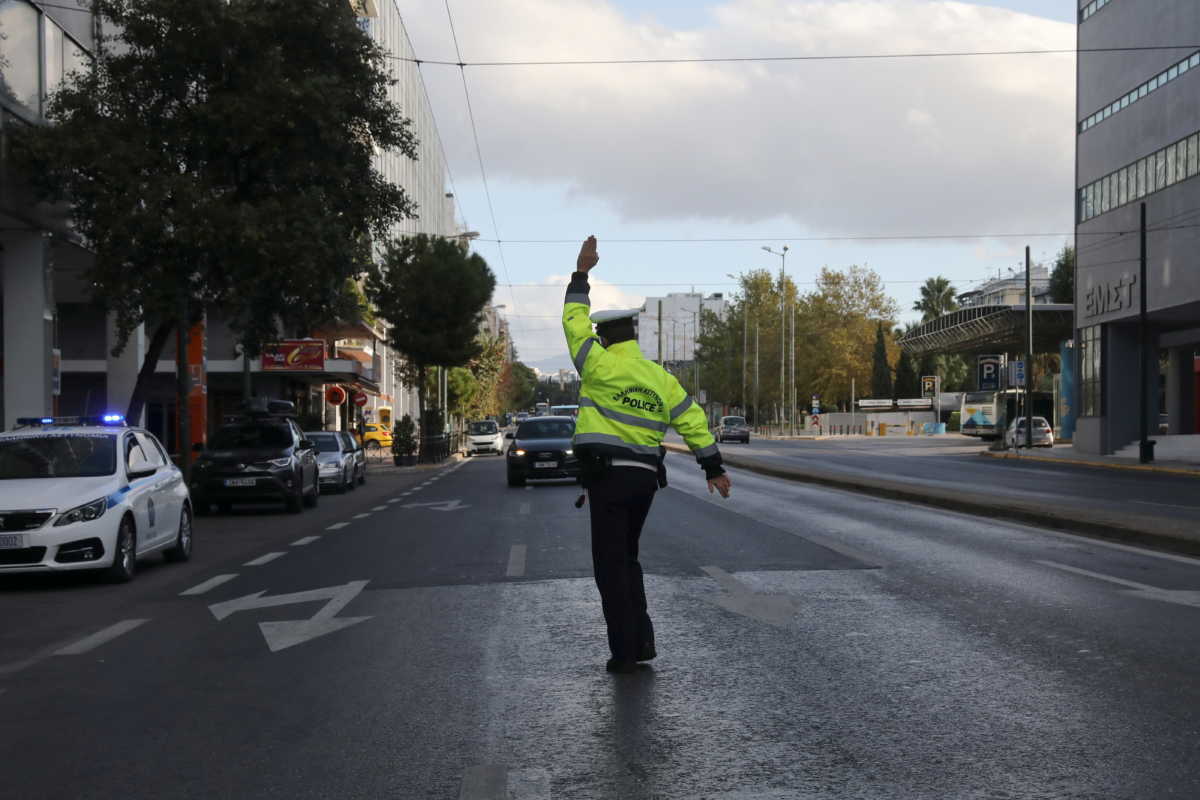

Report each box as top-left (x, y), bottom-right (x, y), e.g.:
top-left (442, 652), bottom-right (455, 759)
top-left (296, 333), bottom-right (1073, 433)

top-left (980, 449), bottom-right (1200, 477)
top-left (664, 443), bottom-right (1200, 558)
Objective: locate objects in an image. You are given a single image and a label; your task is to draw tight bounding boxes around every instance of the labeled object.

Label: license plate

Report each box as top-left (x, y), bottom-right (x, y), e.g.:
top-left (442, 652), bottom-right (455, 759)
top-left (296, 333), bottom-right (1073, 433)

top-left (0, 533), bottom-right (26, 549)
top-left (534, 461), bottom-right (558, 469)
top-left (224, 478), bottom-right (257, 487)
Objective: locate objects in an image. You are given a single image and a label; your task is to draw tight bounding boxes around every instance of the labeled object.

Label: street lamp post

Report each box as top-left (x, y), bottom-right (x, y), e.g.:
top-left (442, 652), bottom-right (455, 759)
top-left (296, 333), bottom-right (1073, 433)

top-left (763, 245), bottom-right (789, 432)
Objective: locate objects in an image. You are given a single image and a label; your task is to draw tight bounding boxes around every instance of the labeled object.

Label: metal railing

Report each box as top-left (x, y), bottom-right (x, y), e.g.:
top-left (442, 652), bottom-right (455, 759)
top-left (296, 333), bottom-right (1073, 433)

top-left (418, 431), bottom-right (465, 464)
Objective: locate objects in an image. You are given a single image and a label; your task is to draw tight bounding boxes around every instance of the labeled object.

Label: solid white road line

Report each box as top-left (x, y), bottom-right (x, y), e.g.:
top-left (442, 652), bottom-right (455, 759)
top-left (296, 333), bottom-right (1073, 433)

top-left (291, 536), bottom-right (320, 546)
top-left (244, 552), bottom-right (286, 566)
top-left (353, 513), bottom-right (371, 519)
top-left (179, 574), bottom-right (238, 596)
top-left (372, 505), bottom-right (388, 512)
top-left (326, 522), bottom-right (350, 530)
top-left (506, 544), bottom-right (527, 578)
top-left (54, 619), bottom-right (150, 656)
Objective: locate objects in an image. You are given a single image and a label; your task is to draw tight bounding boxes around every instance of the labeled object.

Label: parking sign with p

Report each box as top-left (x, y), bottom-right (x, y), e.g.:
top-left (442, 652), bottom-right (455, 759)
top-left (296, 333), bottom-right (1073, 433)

top-left (978, 355), bottom-right (1002, 391)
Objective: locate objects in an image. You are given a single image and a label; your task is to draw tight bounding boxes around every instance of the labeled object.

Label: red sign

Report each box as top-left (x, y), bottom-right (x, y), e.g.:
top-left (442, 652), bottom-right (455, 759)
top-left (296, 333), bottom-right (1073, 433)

top-left (353, 391), bottom-right (368, 407)
top-left (326, 386), bottom-right (347, 406)
top-left (262, 340), bottom-right (325, 371)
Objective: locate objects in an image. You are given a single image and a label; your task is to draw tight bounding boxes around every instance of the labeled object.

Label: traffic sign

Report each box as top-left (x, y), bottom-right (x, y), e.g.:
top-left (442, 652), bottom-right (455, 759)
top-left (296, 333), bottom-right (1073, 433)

top-left (811, 395), bottom-right (821, 414)
top-left (353, 391), bottom-right (369, 407)
top-left (1009, 360), bottom-right (1026, 388)
top-left (978, 355), bottom-right (1003, 391)
top-left (811, 414), bottom-right (820, 427)
top-left (921, 375), bottom-right (938, 398)
top-left (326, 385), bottom-right (347, 406)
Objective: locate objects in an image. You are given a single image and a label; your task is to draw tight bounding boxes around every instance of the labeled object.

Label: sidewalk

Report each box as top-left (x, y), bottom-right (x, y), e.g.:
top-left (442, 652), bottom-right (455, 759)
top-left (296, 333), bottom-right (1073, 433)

top-left (664, 440), bottom-right (1200, 557)
top-left (982, 443), bottom-right (1200, 476)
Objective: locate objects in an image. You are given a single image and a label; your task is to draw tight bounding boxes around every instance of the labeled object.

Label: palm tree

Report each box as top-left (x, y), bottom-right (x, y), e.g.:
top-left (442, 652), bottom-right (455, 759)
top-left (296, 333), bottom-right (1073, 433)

top-left (913, 276), bottom-right (959, 322)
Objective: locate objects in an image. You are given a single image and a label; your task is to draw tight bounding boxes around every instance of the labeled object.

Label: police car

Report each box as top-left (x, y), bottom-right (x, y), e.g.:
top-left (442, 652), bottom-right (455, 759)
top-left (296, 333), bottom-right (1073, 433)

top-left (0, 416), bottom-right (193, 582)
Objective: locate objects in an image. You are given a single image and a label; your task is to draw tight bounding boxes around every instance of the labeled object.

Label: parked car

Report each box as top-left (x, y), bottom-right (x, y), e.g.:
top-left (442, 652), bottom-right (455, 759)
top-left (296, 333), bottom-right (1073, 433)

top-left (1005, 416), bottom-right (1055, 448)
top-left (306, 431), bottom-right (355, 493)
top-left (339, 431), bottom-right (366, 486)
top-left (467, 420), bottom-right (505, 456)
top-left (0, 416), bottom-right (192, 581)
top-left (360, 423), bottom-right (393, 453)
top-left (716, 415), bottom-right (751, 443)
top-left (505, 416), bottom-right (580, 487)
top-left (191, 404), bottom-right (320, 513)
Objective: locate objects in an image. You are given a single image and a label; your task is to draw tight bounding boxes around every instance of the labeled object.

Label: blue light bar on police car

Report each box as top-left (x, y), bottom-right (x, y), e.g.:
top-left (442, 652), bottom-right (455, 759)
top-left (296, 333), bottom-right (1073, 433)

top-left (14, 415), bottom-right (127, 429)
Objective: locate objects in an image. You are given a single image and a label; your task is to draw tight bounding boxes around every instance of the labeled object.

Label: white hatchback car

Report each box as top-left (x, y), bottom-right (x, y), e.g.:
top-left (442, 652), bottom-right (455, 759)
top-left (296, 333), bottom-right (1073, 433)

top-left (0, 417), bottom-right (193, 582)
top-left (466, 420), bottom-right (504, 456)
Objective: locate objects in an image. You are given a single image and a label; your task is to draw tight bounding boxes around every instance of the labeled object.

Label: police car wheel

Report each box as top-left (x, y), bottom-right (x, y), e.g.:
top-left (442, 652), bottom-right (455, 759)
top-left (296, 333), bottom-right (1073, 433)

top-left (164, 505), bottom-right (193, 563)
top-left (105, 517), bottom-right (137, 583)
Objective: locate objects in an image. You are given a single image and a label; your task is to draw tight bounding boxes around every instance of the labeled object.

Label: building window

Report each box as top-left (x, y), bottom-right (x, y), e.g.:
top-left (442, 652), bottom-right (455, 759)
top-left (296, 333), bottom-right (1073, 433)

top-left (1079, 0), bottom-right (1114, 23)
top-left (1078, 49), bottom-right (1200, 134)
top-left (1080, 325), bottom-right (1103, 417)
top-left (0, 0), bottom-right (40, 114)
top-left (1078, 127), bottom-right (1200, 223)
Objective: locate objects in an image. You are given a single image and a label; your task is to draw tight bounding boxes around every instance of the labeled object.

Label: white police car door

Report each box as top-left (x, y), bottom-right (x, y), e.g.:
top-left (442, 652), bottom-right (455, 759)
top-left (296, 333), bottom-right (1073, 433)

top-left (136, 431), bottom-right (181, 546)
top-left (123, 433), bottom-right (165, 551)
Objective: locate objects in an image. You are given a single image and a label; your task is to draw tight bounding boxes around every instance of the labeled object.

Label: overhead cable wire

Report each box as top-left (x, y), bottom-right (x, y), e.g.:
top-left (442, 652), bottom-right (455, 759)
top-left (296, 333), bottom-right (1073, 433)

top-left (390, 44), bottom-right (1199, 69)
top-left (442, 0), bottom-right (519, 323)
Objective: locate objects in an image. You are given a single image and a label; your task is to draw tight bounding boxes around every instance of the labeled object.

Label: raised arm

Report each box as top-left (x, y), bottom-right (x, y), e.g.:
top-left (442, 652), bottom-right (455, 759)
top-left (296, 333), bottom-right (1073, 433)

top-left (563, 236), bottom-right (604, 377)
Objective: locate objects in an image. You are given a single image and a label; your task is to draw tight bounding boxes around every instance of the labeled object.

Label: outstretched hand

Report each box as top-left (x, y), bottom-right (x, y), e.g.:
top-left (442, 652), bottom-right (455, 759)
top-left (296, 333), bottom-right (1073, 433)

top-left (577, 236), bottom-right (599, 272)
top-left (707, 474), bottom-right (732, 499)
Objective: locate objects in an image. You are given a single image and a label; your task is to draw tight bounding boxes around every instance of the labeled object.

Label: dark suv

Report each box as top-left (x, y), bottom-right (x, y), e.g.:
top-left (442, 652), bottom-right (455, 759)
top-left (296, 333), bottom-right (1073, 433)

top-left (191, 414), bottom-right (319, 514)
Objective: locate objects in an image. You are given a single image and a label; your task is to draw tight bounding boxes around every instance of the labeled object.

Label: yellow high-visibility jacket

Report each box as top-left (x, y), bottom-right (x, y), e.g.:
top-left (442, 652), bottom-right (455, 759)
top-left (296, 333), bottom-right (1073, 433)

top-left (563, 272), bottom-right (724, 477)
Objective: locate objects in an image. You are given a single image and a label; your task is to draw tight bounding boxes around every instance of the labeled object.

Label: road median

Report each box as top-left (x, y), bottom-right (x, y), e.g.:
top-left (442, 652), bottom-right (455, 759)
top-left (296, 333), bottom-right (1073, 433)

top-left (664, 442), bottom-right (1200, 557)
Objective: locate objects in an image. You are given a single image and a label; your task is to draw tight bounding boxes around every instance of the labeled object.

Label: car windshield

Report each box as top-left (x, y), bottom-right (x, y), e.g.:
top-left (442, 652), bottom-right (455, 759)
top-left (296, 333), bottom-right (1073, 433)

top-left (723, 417), bottom-right (746, 427)
top-left (516, 420), bottom-right (575, 439)
top-left (210, 424), bottom-right (292, 450)
top-left (306, 432), bottom-right (342, 453)
top-left (0, 434), bottom-right (117, 479)
top-left (470, 421), bottom-right (498, 435)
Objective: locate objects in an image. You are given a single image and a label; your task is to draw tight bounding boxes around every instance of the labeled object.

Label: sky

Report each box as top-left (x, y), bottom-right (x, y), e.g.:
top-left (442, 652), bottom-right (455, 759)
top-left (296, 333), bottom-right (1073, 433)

top-left (393, 0), bottom-right (1079, 371)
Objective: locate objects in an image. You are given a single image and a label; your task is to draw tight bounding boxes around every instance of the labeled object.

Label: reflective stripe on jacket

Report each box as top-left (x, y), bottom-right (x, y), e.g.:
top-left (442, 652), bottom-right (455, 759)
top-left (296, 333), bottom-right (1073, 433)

top-left (563, 272), bottom-right (723, 477)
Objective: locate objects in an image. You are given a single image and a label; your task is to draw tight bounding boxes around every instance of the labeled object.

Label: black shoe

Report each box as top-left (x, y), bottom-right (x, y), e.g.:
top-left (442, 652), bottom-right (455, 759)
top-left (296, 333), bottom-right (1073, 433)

top-left (636, 643), bottom-right (657, 662)
top-left (605, 659), bottom-right (639, 674)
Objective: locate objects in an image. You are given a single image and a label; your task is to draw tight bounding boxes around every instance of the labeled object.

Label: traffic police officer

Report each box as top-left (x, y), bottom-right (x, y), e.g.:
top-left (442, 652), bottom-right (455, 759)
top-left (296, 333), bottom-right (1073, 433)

top-left (564, 236), bottom-right (732, 674)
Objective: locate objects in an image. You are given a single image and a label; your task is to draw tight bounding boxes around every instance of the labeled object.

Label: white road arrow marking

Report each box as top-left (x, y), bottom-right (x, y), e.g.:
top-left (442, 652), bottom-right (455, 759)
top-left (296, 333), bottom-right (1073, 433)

top-left (402, 499), bottom-right (470, 511)
top-left (1038, 561), bottom-right (1200, 608)
top-left (208, 580), bottom-right (372, 652)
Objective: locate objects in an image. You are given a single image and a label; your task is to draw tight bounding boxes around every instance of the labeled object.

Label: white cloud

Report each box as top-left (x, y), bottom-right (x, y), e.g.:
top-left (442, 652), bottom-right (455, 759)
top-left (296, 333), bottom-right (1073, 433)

top-left (502, 274), bottom-right (643, 363)
top-left (401, 0), bottom-right (1075, 236)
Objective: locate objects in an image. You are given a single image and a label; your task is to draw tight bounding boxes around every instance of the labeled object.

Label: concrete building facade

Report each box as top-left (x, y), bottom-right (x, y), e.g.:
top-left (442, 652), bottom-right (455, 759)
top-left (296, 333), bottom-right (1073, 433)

top-left (637, 292), bottom-right (728, 364)
top-left (1075, 0), bottom-right (1200, 456)
top-left (0, 0), bottom-right (460, 444)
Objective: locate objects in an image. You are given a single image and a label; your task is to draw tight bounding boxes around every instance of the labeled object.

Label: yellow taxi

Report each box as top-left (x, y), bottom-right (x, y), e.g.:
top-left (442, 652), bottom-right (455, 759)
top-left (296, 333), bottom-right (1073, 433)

top-left (359, 423), bottom-right (393, 452)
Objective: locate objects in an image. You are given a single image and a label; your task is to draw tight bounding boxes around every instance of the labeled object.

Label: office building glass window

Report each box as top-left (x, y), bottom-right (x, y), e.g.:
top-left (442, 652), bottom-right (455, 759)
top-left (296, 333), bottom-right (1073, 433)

top-left (43, 18), bottom-right (64, 97)
top-left (1190, 134), bottom-right (1200, 177)
top-left (0, 0), bottom-right (40, 114)
top-left (1118, 167), bottom-right (1128, 206)
top-left (1079, 49), bottom-right (1200, 134)
top-left (1155, 150), bottom-right (1166, 191)
top-left (1080, 325), bottom-right (1102, 417)
top-left (1166, 144), bottom-right (1177, 185)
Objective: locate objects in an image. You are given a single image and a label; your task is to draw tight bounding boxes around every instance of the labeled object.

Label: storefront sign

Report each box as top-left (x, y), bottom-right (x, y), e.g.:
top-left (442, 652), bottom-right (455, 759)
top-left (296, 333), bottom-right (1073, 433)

top-left (1083, 274), bottom-right (1137, 319)
top-left (262, 340), bottom-right (325, 371)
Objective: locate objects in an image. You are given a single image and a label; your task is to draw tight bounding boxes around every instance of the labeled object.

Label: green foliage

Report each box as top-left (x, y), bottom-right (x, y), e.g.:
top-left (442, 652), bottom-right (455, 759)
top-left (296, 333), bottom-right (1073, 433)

top-left (913, 276), bottom-right (959, 322)
top-left (871, 322), bottom-right (893, 398)
top-left (13, 0), bottom-right (415, 418)
top-left (502, 361), bottom-right (538, 411)
top-left (1049, 245), bottom-right (1075, 304)
top-left (894, 349), bottom-right (919, 399)
top-left (392, 414), bottom-right (417, 456)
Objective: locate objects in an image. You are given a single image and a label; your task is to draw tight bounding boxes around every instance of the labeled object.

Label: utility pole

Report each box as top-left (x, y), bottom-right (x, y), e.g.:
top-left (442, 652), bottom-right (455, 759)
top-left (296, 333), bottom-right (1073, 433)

top-left (176, 291), bottom-right (191, 483)
top-left (1025, 246), bottom-right (1033, 450)
top-left (693, 307), bottom-right (700, 399)
top-left (754, 324), bottom-right (760, 429)
top-left (763, 245), bottom-right (789, 427)
top-left (1139, 202), bottom-right (1153, 462)
top-left (742, 309), bottom-right (748, 416)
top-left (790, 302), bottom-right (796, 436)
top-left (657, 300), bottom-right (663, 365)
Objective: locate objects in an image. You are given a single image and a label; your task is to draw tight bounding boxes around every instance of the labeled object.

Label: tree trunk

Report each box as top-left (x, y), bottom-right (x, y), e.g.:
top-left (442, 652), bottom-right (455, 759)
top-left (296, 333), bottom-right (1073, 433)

top-left (416, 363), bottom-right (427, 435)
top-left (125, 320), bottom-right (175, 425)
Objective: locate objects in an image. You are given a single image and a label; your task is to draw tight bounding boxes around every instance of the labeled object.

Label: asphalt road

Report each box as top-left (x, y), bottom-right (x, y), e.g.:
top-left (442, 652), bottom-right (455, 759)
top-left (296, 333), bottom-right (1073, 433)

top-left (2, 452), bottom-right (1199, 799)
top-left (702, 435), bottom-right (1200, 523)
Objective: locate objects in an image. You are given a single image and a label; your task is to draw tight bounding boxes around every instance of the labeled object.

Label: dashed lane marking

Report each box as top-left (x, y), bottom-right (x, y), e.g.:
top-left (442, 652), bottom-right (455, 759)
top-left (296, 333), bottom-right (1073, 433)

top-left (371, 505), bottom-right (388, 512)
top-left (387, 498), bottom-right (402, 503)
top-left (459, 766), bottom-right (549, 799)
top-left (291, 536), bottom-right (320, 546)
top-left (54, 619), bottom-right (150, 656)
top-left (519, 502), bottom-right (531, 515)
top-left (327, 522), bottom-right (350, 530)
top-left (506, 544), bottom-right (527, 578)
top-left (245, 552), bottom-right (286, 566)
top-left (353, 513), bottom-right (371, 519)
top-left (180, 574), bottom-right (238, 596)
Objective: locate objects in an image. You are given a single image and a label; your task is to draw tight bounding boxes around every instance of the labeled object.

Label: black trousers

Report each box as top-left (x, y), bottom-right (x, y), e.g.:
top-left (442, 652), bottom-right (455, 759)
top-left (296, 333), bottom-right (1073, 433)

top-left (587, 466), bottom-right (659, 661)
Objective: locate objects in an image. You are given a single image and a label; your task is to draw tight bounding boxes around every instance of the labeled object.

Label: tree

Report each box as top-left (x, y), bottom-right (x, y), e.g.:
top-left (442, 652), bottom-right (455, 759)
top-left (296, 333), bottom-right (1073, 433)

top-left (914, 276), bottom-right (959, 322)
top-left (894, 348), bottom-right (920, 399)
top-left (367, 235), bottom-right (496, 433)
top-left (15, 0), bottom-right (416, 422)
top-left (1049, 245), bottom-right (1075, 304)
top-left (871, 322), bottom-right (893, 398)
top-left (502, 362), bottom-right (538, 411)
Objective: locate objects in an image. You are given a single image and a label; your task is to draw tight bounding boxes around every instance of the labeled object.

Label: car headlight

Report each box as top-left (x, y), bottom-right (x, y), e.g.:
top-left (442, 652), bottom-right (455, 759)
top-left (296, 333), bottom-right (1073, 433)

top-left (54, 497), bottom-right (107, 527)
top-left (512, 448), bottom-right (526, 456)
top-left (256, 457), bottom-right (293, 469)
top-left (564, 449), bottom-right (573, 455)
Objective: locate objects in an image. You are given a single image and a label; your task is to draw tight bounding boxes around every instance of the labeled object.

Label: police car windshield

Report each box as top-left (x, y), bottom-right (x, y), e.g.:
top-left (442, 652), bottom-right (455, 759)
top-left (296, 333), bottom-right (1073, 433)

top-left (210, 424), bottom-right (292, 450)
top-left (516, 420), bottom-right (575, 439)
top-left (469, 421), bottom-right (498, 435)
top-left (0, 434), bottom-right (117, 479)
top-left (306, 433), bottom-right (342, 453)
